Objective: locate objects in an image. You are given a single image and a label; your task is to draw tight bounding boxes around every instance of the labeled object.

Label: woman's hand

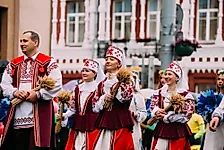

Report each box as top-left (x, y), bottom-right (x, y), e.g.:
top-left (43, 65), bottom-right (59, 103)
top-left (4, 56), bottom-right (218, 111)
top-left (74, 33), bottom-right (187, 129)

top-left (210, 116), bottom-right (220, 132)
top-left (155, 109), bottom-right (166, 120)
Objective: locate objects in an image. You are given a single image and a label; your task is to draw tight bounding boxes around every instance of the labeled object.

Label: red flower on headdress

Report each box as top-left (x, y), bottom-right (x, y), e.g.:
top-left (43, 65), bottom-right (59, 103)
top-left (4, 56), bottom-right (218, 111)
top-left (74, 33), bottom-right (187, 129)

top-left (168, 63), bottom-right (175, 69)
top-left (39, 67), bottom-right (44, 73)
top-left (84, 60), bottom-right (90, 67)
top-left (107, 48), bottom-right (114, 55)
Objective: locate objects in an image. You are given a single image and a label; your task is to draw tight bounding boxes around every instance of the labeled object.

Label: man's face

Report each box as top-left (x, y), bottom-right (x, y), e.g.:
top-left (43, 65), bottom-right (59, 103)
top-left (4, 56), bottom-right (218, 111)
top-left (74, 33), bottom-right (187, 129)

top-left (216, 74), bottom-right (224, 88)
top-left (20, 33), bottom-right (37, 55)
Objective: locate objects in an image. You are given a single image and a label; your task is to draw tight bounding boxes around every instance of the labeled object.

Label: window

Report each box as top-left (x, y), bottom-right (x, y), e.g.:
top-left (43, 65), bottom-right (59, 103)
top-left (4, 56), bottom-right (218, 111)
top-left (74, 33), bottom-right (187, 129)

top-left (66, 1), bottom-right (85, 45)
top-left (197, 0), bottom-right (218, 41)
top-left (147, 0), bottom-right (161, 39)
top-left (195, 83), bottom-right (216, 93)
top-left (113, 0), bottom-right (132, 39)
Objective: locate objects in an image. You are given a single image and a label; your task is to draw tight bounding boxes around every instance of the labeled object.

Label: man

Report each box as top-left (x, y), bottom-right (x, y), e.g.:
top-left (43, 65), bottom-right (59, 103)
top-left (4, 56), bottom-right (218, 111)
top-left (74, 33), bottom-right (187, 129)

top-left (197, 70), bottom-right (224, 150)
top-left (0, 31), bottom-right (62, 150)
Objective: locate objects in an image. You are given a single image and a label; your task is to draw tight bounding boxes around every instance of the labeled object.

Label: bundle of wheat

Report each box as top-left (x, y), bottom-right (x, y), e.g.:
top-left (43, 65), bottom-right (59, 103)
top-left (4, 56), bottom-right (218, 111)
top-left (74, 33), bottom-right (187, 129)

top-left (147, 93), bottom-right (185, 126)
top-left (11, 76), bottom-right (57, 107)
top-left (55, 90), bottom-right (72, 134)
top-left (104, 68), bottom-right (131, 109)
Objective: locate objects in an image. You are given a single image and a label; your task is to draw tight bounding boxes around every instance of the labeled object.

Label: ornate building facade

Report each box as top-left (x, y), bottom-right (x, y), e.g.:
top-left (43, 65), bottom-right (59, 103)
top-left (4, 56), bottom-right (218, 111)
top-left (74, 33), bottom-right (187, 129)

top-left (51, 0), bottom-right (224, 92)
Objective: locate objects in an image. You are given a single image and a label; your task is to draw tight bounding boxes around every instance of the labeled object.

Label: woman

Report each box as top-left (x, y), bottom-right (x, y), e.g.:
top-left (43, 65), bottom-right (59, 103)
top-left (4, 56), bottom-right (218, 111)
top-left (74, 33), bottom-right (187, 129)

top-left (142, 70), bottom-right (167, 150)
top-left (150, 62), bottom-right (195, 150)
top-left (93, 46), bottom-right (135, 150)
top-left (129, 73), bottom-right (147, 150)
top-left (156, 70), bottom-right (167, 89)
top-left (64, 59), bottom-right (105, 150)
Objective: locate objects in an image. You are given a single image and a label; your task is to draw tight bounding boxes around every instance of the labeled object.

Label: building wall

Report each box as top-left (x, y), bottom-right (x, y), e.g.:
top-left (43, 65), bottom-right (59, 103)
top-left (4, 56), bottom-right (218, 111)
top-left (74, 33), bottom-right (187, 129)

top-left (52, 0), bottom-right (224, 91)
top-left (0, 0), bottom-right (52, 60)
top-left (0, 0), bottom-right (19, 60)
top-left (18, 0), bottom-right (52, 56)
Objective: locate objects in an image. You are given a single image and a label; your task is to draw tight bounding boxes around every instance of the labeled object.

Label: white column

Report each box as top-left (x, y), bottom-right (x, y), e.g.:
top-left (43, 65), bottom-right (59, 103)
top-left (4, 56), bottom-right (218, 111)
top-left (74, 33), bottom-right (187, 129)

top-left (130, 0), bottom-right (137, 41)
top-left (140, 0), bottom-right (146, 39)
top-left (98, 0), bottom-right (106, 41)
top-left (58, 0), bottom-right (66, 47)
top-left (189, 0), bottom-right (195, 39)
top-left (106, 0), bottom-right (111, 41)
top-left (89, 0), bottom-right (97, 43)
top-left (182, 0), bottom-right (190, 38)
top-left (51, 0), bottom-right (58, 47)
top-left (83, 0), bottom-right (90, 45)
top-left (216, 0), bottom-right (223, 43)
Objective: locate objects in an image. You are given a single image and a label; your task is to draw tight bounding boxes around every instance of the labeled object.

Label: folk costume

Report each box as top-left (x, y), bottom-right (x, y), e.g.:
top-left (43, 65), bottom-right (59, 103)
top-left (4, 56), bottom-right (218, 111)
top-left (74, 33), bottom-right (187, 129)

top-left (197, 88), bottom-right (223, 150)
top-left (93, 46), bottom-right (135, 150)
top-left (129, 73), bottom-right (147, 150)
top-left (150, 62), bottom-right (194, 150)
top-left (65, 59), bottom-right (105, 150)
top-left (0, 52), bottom-right (62, 150)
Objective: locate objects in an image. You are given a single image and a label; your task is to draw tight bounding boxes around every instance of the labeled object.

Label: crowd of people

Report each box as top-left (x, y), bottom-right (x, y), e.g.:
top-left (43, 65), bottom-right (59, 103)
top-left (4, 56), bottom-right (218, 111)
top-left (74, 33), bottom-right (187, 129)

top-left (0, 30), bottom-right (223, 150)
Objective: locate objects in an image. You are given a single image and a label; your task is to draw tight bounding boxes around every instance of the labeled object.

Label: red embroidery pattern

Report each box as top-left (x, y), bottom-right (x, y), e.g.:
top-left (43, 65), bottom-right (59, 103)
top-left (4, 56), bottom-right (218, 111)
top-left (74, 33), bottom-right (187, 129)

top-left (150, 94), bottom-right (159, 112)
top-left (14, 117), bottom-right (34, 125)
top-left (106, 48), bottom-right (114, 55)
top-left (183, 98), bottom-right (195, 118)
top-left (47, 62), bottom-right (58, 74)
top-left (20, 61), bottom-right (34, 79)
top-left (119, 82), bottom-right (134, 102)
top-left (84, 60), bottom-right (90, 67)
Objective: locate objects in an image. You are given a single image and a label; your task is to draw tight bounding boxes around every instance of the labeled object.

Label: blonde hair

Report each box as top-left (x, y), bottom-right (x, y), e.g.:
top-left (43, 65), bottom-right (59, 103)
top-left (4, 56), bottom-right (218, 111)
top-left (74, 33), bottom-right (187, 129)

top-left (156, 70), bottom-right (166, 89)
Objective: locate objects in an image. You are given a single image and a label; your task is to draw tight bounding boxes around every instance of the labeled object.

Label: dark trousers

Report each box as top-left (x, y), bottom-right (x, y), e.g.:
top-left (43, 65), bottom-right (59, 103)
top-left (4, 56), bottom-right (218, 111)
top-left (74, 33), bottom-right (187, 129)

top-left (56, 127), bottom-right (69, 150)
top-left (142, 129), bottom-right (154, 150)
top-left (1, 127), bottom-right (51, 150)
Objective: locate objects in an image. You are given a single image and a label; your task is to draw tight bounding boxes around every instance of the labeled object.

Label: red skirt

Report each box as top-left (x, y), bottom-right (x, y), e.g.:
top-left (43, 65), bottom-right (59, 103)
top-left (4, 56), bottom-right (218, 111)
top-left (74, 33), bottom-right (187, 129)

top-left (65, 129), bottom-right (101, 150)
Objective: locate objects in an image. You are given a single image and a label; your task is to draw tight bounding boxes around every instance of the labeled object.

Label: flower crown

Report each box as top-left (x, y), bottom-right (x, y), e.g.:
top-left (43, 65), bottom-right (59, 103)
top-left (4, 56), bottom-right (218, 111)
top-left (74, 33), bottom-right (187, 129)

top-left (159, 70), bottom-right (166, 75)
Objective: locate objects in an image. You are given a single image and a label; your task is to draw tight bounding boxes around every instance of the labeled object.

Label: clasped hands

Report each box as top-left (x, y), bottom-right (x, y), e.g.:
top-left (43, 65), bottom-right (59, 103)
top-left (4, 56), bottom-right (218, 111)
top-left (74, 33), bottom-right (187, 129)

top-left (13, 90), bottom-right (38, 103)
top-left (155, 109), bottom-right (167, 120)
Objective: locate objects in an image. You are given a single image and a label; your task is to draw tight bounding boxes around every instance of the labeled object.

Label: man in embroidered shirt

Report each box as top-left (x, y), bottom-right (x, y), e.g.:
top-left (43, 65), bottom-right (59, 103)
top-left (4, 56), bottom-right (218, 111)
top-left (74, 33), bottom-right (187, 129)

top-left (0, 31), bottom-right (62, 150)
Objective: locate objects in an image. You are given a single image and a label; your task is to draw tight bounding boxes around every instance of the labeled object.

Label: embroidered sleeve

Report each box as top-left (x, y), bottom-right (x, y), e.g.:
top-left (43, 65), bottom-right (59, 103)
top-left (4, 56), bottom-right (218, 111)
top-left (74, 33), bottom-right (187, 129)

top-left (115, 81), bottom-right (134, 103)
top-left (163, 92), bottom-right (195, 123)
top-left (0, 63), bottom-right (18, 99)
top-left (39, 58), bottom-right (62, 100)
top-left (47, 61), bottom-right (59, 74)
top-left (150, 91), bottom-right (160, 117)
top-left (92, 81), bottom-right (105, 113)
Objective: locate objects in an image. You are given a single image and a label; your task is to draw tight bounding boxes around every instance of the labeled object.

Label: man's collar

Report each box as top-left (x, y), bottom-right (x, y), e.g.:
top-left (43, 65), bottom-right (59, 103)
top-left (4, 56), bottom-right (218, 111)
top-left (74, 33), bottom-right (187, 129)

top-left (24, 51), bottom-right (40, 61)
